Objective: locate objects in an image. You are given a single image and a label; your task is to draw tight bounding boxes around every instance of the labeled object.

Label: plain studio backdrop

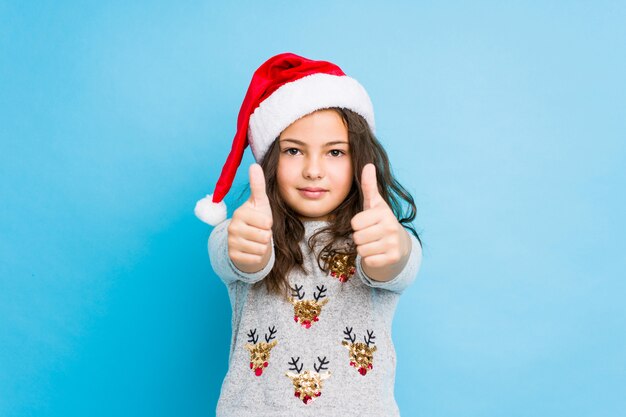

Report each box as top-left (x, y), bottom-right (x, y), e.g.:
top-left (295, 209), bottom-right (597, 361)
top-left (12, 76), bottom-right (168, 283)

top-left (1, 1), bottom-right (624, 416)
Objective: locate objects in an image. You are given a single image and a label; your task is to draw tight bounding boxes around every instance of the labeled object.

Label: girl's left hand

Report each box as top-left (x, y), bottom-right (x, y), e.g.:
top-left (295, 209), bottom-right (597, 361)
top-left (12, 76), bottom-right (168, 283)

top-left (350, 163), bottom-right (412, 281)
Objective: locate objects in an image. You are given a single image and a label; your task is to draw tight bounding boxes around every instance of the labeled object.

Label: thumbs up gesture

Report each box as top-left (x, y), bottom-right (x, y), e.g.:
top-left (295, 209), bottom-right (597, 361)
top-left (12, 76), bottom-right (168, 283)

top-left (228, 163), bottom-right (274, 274)
top-left (350, 163), bottom-right (412, 281)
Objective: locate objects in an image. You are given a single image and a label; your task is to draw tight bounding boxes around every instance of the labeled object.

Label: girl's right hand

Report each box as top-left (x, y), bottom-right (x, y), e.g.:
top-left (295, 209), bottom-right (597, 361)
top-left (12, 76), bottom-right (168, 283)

top-left (227, 163), bottom-right (274, 273)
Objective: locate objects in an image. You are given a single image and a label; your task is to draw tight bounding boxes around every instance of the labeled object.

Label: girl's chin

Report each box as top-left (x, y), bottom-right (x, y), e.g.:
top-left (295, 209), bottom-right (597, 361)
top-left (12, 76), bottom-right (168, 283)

top-left (286, 198), bottom-right (340, 221)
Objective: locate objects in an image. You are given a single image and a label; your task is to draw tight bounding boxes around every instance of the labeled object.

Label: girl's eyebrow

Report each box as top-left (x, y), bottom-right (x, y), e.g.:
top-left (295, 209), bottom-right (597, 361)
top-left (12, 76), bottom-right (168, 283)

top-left (280, 138), bottom-right (348, 146)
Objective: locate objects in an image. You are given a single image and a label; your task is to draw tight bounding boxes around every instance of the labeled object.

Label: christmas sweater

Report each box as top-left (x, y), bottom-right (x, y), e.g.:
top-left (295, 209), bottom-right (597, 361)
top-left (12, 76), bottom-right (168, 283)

top-left (208, 218), bottom-right (423, 417)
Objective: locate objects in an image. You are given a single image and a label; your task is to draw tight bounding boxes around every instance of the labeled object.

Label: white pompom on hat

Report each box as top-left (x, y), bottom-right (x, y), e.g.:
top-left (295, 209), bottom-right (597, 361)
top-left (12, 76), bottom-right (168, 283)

top-left (195, 52), bottom-right (375, 225)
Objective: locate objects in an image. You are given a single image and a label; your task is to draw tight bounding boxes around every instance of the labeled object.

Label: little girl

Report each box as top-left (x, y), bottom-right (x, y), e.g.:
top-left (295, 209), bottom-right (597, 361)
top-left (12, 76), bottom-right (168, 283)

top-left (195, 53), bottom-right (423, 417)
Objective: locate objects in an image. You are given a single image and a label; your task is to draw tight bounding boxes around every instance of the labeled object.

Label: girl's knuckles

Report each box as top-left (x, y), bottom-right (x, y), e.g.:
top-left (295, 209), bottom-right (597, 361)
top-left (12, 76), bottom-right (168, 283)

top-left (231, 252), bottom-right (262, 265)
top-left (388, 251), bottom-right (401, 263)
top-left (383, 222), bottom-right (397, 234)
top-left (364, 257), bottom-right (386, 269)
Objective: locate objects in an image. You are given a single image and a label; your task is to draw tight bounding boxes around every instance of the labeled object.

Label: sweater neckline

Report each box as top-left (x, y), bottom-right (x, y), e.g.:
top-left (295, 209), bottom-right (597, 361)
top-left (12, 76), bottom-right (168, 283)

top-left (302, 220), bottom-right (331, 238)
top-left (302, 220), bottom-right (331, 226)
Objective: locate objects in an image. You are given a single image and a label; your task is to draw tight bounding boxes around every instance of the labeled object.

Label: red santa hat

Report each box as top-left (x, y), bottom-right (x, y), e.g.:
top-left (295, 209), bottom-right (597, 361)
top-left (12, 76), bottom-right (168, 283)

top-left (194, 52), bottom-right (375, 225)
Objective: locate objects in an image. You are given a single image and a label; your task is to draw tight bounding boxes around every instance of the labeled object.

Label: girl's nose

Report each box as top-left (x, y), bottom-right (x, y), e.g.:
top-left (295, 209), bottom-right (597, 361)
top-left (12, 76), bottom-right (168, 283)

top-left (303, 156), bottom-right (324, 179)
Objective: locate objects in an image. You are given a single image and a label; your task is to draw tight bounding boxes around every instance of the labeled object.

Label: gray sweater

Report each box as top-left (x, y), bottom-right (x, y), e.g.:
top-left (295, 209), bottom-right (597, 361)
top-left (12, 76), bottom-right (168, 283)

top-left (208, 218), bottom-right (423, 417)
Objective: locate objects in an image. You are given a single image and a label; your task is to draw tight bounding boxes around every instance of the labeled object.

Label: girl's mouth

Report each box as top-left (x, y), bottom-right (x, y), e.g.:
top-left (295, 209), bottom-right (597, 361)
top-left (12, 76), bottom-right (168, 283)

top-left (298, 188), bottom-right (328, 199)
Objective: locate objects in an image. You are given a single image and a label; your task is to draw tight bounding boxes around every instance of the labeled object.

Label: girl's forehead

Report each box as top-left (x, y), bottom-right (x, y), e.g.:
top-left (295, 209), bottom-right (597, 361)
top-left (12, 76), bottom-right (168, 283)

top-left (279, 110), bottom-right (348, 143)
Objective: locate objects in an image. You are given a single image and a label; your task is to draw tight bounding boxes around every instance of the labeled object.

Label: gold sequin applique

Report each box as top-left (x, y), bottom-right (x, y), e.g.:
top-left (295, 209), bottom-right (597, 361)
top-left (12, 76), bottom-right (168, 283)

top-left (289, 284), bottom-right (328, 329)
top-left (244, 326), bottom-right (278, 376)
top-left (322, 251), bottom-right (356, 283)
top-left (342, 327), bottom-right (376, 376)
top-left (285, 356), bottom-right (331, 405)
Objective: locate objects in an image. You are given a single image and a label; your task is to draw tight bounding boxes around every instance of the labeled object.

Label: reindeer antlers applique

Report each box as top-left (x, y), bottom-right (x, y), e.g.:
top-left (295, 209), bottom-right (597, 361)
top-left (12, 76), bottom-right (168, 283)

top-left (244, 326), bottom-right (278, 376)
top-left (289, 284), bottom-right (329, 329)
top-left (285, 356), bottom-right (331, 405)
top-left (342, 327), bottom-right (377, 376)
top-left (321, 250), bottom-right (356, 283)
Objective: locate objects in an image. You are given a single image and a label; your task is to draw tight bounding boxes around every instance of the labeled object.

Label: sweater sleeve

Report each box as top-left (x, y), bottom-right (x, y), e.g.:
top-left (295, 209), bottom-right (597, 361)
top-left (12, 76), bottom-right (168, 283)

top-left (208, 218), bottom-right (275, 285)
top-left (355, 231), bottom-right (422, 294)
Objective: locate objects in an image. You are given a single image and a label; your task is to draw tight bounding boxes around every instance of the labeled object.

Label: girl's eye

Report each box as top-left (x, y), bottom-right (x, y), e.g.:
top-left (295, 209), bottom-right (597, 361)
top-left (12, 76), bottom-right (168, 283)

top-left (283, 148), bottom-right (301, 156)
top-left (329, 149), bottom-right (345, 157)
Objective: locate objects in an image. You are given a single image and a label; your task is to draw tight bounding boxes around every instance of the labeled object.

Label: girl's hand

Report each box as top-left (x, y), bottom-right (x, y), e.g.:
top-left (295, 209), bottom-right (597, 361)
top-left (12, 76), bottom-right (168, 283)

top-left (228, 164), bottom-right (274, 273)
top-left (351, 163), bottom-right (412, 282)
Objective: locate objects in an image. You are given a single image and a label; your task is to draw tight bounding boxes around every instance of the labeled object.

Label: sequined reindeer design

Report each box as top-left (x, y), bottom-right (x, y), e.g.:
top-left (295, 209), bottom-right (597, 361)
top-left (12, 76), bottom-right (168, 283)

top-left (245, 326), bottom-right (277, 376)
top-left (289, 284), bottom-right (329, 329)
top-left (285, 356), bottom-right (331, 405)
top-left (322, 251), bottom-right (356, 283)
top-left (342, 327), bottom-right (377, 376)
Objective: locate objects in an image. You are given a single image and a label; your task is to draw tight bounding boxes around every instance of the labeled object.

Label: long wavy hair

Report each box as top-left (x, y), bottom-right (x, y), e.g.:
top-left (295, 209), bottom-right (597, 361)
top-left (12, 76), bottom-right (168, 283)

top-left (240, 107), bottom-right (421, 296)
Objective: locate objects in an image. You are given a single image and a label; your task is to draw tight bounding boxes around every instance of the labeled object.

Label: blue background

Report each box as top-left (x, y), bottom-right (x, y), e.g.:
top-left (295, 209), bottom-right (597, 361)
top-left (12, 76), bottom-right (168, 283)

top-left (1, 1), bottom-right (625, 416)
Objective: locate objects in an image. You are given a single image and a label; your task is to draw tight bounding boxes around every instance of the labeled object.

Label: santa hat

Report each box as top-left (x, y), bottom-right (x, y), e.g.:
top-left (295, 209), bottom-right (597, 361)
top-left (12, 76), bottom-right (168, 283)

top-left (194, 52), bottom-right (375, 225)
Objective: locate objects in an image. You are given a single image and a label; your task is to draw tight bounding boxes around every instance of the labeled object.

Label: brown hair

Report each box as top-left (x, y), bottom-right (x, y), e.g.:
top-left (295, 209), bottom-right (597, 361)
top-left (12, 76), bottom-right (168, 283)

top-left (240, 107), bottom-right (421, 296)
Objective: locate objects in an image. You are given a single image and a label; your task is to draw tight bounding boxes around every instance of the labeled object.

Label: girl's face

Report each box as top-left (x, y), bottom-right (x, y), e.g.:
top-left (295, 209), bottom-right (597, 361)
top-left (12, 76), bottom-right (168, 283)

top-left (277, 109), bottom-right (353, 222)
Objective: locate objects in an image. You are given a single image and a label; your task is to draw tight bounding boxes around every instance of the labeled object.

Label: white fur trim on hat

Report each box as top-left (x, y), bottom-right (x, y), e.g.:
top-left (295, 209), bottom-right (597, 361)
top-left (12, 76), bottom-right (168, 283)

top-left (194, 194), bottom-right (227, 226)
top-left (248, 73), bottom-right (375, 162)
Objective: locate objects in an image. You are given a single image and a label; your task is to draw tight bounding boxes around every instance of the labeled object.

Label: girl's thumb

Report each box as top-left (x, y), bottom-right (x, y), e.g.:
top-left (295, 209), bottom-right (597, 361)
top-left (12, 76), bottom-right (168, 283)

top-left (249, 164), bottom-right (271, 210)
top-left (361, 163), bottom-right (381, 210)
